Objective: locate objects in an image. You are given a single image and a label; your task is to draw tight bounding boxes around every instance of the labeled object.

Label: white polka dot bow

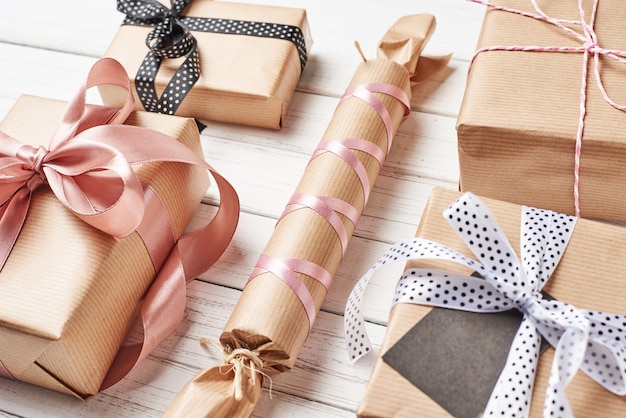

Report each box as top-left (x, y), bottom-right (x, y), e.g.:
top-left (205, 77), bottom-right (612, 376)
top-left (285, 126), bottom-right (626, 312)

top-left (345, 192), bottom-right (626, 417)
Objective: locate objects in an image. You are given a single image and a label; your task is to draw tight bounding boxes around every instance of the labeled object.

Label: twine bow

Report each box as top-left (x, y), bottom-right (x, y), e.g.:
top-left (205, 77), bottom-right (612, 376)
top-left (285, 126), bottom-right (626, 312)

top-left (201, 339), bottom-right (271, 401)
top-left (345, 192), bottom-right (626, 417)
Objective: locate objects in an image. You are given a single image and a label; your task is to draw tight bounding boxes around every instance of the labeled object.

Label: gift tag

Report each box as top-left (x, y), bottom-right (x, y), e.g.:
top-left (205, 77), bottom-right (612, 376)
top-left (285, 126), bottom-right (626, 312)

top-left (382, 294), bottom-right (551, 418)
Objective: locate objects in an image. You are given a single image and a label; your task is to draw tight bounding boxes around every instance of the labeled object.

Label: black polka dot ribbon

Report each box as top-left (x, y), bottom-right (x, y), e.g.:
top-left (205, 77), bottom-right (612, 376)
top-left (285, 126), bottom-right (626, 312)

top-left (117, 0), bottom-right (308, 115)
top-left (344, 192), bottom-right (626, 417)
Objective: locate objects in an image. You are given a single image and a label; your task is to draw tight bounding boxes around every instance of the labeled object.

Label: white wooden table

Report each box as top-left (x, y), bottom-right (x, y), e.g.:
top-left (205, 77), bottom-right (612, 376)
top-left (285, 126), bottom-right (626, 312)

top-left (0, 1), bottom-right (485, 416)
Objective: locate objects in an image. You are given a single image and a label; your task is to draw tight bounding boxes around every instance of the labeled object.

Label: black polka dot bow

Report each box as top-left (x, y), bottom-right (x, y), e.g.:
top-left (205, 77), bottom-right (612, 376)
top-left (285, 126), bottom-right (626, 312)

top-left (345, 192), bottom-right (626, 417)
top-left (117, 0), bottom-right (309, 115)
top-left (117, 0), bottom-right (198, 115)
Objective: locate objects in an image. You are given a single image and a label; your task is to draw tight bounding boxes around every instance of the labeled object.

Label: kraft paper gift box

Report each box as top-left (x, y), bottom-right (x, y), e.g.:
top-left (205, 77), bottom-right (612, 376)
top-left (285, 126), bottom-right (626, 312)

top-left (102, 0), bottom-right (312, 129)
top-left (351, 187), bottom-right (626, 417)
top-left (456, 0), bottom-right (626, 223)
top-left (0, 93), bottom-right (210, 399)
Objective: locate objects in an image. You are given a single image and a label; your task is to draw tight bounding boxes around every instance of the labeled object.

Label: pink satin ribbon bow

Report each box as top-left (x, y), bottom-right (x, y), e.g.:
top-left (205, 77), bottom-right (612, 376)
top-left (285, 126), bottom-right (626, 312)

top-left (0, 58), bottom-right (240, 388)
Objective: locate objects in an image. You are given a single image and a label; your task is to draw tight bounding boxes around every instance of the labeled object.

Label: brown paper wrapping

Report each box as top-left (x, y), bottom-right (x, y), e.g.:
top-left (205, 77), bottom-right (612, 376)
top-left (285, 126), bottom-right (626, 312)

top-left (102, 0), bottom-right (312, 129)
top-left (0, 95), bottom-right (209, 399)
top-left (456, 0), bottom-right (626, 223)
top-left (163, 14), bottom-right (448, 418)
top-left (357, 187), bottom-right (626, 417)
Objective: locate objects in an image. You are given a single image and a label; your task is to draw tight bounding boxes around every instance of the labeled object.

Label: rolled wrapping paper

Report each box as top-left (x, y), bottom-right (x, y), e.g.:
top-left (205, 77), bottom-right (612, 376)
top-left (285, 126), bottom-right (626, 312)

top-left (163, 14), bottom-right (449, 418)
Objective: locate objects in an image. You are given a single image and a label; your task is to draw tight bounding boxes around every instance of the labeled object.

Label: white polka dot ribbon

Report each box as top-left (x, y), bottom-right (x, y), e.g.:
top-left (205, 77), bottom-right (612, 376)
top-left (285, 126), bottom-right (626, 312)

top-left (345, 192), bottom-right (626, 417)
top-left (117, 0), bottom-right (308, 115)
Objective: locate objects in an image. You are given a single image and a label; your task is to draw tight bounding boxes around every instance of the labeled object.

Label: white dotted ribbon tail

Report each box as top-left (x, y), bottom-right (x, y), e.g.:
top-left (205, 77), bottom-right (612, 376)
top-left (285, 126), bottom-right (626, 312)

top-left (483, 315), bottom-right (542, 417)
top-left (344, 237), bottom-right (477, 363)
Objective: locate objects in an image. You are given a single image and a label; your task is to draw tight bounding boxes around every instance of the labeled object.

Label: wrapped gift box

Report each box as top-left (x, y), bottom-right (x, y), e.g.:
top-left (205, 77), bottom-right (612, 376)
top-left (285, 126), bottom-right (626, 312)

top-left (0, 95), bottom-right (209, 399)
top-left (102, 0), bottom-right (312, 129)
top-left (357, 187), bottom-right (626, 417)
top-left (456, 0), bottom-right (626, 222)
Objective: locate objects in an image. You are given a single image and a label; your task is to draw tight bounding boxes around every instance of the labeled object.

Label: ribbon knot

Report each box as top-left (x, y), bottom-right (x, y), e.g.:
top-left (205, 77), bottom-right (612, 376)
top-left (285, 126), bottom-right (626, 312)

top-left (145, 6), bottom-right (195, 59)
top-left (164, 8), bottom-right (181, 20)
top-left (15, 144), bottom-right (49, 191)
top-left (117, 0), bottom-right (195, 58)
top-left (17, 144), bottom-right (48, 174)
top-left (514, 289), bottom-right (540, 312)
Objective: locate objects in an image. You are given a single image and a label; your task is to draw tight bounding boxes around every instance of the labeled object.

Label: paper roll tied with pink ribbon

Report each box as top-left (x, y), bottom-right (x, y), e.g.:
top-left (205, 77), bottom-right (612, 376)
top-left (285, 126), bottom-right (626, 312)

top-left (163, 14), bottom-right (450, 417)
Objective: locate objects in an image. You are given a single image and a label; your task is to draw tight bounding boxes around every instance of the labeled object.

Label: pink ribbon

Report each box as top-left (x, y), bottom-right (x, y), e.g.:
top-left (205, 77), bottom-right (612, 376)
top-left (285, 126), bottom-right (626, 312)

top-left (0, 361), bottom-right (13, 380)
top-left (469, 0), bottom-right (626, 217)
top-left (248, 81), bottom-right (410, 332)
top-left (0, 58), bottom-right (240, 390)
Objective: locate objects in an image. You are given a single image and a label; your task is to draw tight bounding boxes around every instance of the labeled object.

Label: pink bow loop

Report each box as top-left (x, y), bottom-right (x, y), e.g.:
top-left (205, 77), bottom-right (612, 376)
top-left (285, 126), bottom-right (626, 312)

top-left (40, 136), bottom-right (145, 236)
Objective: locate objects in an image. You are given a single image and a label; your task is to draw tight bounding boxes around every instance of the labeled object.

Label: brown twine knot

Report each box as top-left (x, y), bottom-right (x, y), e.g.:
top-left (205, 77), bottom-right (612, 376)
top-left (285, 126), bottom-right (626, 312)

top-left (200, 338), bottom-right (272, 401)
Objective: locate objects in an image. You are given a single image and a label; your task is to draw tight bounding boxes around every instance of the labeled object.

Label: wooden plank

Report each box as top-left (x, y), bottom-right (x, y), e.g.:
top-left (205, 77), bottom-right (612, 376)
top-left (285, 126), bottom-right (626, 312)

top-left (0, 44), bottom-right (98, 116)
top-left (200, 93), bottom-right (461, 181)
top-left (0, 0), bottom-right (484, 60)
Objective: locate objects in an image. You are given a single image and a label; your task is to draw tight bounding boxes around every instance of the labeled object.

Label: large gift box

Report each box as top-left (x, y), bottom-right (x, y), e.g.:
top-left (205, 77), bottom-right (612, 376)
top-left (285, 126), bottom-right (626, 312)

top-left (456, 0), bottom-right (626, 222)
top-left (350, 187), bottom-right (626, 417)
top-left (0, 73), bottom-right (215, 398)
top-left (102, 0), bottom-right (312, 129)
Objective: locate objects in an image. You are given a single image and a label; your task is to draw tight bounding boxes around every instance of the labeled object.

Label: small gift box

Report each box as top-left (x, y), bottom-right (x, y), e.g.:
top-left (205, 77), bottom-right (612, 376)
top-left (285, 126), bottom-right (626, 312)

top-left (456, 0), bottom-right (626, 222)
top-left (0, 59), bottom-right (239, 399)
top-left (347, 187), bottom-right (626, 417)
top-left (102, 0), bottom-right (312, 129)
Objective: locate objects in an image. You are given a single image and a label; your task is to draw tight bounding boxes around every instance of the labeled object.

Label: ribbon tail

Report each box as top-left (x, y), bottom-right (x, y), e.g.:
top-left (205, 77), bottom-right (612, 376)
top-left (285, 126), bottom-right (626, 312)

top-left (100, 248), bottom-right (186, 391)
top-left (580, 311), bottom-right (626, 395)
top-left (100, 168), bottom-right (239, 391)
top-left (0, 360), bottom-right (14, 380)
top-left (0, 189), bottom-right (32, 272)
top-left (344, 238), bottom-right (416, 364)
top-left (484, 316), bottom-right (542, 418)
top-left (176, 169), bottom-right (239, 278)
top-left (543, 325), bottom-right (590, 418)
